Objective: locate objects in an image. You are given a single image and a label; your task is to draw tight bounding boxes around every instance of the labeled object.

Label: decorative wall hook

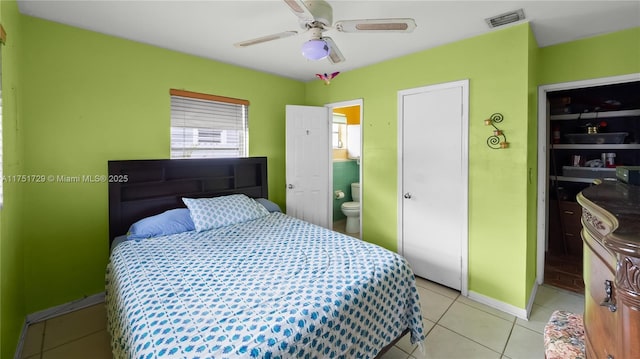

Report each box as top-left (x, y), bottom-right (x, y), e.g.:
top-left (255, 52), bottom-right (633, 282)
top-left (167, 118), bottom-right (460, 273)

top-left (485, 113), bottom-right (509, 149)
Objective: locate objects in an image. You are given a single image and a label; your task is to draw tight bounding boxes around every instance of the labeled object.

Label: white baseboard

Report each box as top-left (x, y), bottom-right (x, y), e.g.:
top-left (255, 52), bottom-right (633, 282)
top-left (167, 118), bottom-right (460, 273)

top-left (15, 292), bottom-right (106, 359)
top-left (467, 288), bottom-right (535, 321)
top-left (13, 322), bottom-right (28, 359)
top-left (525, 281), bottom-right (539, 319)
top-left (26, 292), bottom-right (105, 324)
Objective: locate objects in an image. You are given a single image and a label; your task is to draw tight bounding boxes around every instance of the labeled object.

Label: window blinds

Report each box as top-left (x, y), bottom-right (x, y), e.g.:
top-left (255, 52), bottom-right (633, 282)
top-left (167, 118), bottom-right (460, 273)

top-left (170, 89), bottom-right (249, 159)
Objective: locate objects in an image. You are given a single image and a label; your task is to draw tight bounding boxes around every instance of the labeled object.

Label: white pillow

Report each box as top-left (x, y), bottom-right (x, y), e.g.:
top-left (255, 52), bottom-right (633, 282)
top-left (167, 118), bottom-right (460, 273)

top-left (182, 194), bottom-right (269, 232)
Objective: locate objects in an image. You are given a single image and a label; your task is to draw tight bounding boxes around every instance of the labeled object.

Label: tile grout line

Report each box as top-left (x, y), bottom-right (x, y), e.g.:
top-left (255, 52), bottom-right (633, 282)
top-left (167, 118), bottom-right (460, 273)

top-left (397, 288), bottom-right (460, 359)
top-left (454, 299), bottom-right (514, 323)
top-left (39, 321), bottom-right (46, 359)
top-left (500, 317), bottom-right (518, 357)
top-left (415, 283), bottom-right (522, 357)
top-left (432, 324), bottom-right (503, 357)
top-left (434, 292), bottom-right (460, 323)
top-left (434, 296), bottom-right (516, 358)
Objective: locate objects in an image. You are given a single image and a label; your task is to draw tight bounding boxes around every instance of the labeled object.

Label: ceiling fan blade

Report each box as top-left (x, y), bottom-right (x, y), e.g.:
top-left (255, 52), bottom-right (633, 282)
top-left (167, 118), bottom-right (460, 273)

top-left (283, 0), bottom-right (315, 21)
top-left (234, 31), bottom-right (298, 47)
top-left (323, 37), bottom-right (345, 64)
top-left (335, 18), bottom-right (417, 33)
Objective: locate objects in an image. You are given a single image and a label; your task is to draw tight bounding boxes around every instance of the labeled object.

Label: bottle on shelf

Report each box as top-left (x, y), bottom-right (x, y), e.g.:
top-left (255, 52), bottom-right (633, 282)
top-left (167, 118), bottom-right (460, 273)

top-left (605, 153), bottom-right (616, 168)
top-left (553, 125), bottom-right (561, 144)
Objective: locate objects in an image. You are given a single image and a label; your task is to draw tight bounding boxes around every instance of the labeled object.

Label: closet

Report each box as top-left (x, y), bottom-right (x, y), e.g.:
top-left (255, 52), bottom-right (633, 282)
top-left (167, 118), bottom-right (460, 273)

top-left (545, 80), bottom-right (640, 293)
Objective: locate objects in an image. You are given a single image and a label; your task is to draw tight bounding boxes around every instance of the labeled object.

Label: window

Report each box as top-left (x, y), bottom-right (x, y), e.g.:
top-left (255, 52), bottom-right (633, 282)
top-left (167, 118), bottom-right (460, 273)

top-left (332, 113), bottom-right (347, 149)
top-left (170, 89), bottom-right (249, 158)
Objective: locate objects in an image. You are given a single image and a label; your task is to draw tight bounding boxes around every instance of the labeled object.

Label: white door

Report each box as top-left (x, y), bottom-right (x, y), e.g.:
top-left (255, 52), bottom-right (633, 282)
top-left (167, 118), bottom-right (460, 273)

top-left (286, 105), bottom-right (331, 228)
top-left (398, 80), bottom-right (469, 292)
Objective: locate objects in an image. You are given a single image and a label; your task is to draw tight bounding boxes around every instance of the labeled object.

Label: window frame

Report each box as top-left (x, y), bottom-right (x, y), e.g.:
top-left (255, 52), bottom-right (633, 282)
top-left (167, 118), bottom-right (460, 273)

top-left (169, 89), bottom-right (249, 159)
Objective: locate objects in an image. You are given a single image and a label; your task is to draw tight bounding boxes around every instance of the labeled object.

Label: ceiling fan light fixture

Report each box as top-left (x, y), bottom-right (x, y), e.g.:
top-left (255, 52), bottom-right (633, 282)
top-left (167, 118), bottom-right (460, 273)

top-left (301, 39), bottom-right (330, 60)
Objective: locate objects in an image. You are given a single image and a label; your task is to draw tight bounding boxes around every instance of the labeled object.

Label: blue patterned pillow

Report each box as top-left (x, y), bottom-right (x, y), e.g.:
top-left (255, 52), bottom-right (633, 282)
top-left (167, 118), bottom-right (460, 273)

top-left (182, 194), bottom-right (269, 232)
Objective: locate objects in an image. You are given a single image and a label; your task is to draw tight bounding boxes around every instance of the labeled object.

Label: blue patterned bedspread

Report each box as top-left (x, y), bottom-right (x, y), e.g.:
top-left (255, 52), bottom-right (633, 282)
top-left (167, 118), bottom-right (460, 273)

top-left (106, 213), bottom-right (425, 358)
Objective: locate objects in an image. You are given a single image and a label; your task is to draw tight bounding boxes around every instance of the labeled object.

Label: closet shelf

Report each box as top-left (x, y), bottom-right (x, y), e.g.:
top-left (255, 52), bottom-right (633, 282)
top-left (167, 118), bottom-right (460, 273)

top-left (549, 109), bottom-right (640, 121)
top-left (550, 144), bottom-right (640, 150)
top-left (550, 175), bottom-right (616, 184)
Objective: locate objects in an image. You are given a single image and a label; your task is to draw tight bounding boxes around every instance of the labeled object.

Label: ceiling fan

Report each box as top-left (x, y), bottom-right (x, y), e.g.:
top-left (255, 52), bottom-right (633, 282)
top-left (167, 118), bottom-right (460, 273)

top-left (234, 0), bottom-right (417, 64)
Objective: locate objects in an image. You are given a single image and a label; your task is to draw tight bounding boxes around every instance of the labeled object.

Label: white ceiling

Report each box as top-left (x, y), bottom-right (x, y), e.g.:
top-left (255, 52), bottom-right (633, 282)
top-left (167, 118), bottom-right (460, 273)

top-left (17, 0), bottom-right (640, 81)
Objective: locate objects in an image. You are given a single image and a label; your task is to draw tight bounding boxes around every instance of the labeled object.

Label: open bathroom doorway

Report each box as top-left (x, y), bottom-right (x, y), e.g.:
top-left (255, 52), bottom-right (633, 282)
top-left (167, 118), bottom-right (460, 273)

top-left (328, 99), bottom-right (363, 238)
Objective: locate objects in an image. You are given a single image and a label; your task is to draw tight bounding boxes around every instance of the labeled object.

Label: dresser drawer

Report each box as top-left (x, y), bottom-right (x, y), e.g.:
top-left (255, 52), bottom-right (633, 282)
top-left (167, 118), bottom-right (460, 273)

top-left (558, 201), bottom-right (581, 223)
top-left (558, 201), bottom-right (583, 256)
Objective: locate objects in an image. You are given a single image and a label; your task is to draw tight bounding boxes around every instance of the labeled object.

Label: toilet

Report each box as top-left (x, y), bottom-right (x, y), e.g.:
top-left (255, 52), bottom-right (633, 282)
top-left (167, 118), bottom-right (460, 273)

top-left (341, 182), bottom-right (360, 233)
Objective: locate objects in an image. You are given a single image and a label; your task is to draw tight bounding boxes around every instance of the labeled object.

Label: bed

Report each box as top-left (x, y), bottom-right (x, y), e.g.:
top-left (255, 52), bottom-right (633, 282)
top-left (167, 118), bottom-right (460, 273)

top-left (106, 157), bottom-right (425, 358)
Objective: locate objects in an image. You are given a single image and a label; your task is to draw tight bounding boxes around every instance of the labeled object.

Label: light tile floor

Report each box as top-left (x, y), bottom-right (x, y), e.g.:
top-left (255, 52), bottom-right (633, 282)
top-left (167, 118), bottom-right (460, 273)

top-left (380, 280), bottom-right (584, 359)
top-left (20, 280), bottom-right (584, 359)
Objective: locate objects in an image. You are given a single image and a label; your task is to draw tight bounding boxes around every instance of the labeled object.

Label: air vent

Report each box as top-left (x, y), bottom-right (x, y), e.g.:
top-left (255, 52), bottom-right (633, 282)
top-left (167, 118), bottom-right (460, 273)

top-left (485, 9), bottom-right (525, 28)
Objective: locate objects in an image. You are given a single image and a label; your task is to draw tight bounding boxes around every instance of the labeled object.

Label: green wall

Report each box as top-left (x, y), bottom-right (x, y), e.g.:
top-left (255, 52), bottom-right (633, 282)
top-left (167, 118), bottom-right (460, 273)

top-left (538, 27), bottom-right (640, 85)
top-left (306, 23), bottom-right (533, 308)
top-left (17, 15), bottom-right (304, 317)
top-left (1, 0), bottom-right (25, 357)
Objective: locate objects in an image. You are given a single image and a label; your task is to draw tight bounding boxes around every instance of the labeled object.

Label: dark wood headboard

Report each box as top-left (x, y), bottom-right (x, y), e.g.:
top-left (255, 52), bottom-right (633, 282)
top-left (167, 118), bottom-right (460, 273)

top-left (108, 157), bottom-right (268, 245)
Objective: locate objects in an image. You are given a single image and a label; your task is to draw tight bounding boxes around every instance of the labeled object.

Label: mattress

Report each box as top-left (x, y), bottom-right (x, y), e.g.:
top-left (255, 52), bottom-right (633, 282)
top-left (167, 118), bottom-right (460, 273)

top-left (106, 212), bottom-right (425, 358)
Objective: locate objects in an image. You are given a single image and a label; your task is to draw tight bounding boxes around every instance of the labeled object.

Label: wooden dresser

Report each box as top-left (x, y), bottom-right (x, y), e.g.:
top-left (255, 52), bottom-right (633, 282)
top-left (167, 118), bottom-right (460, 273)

top-left (577, 182), bottom-right (640, 359)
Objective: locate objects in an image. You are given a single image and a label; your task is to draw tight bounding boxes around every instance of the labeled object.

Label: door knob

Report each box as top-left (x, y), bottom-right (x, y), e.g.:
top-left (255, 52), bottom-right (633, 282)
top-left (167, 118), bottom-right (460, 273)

top-left (404, 193), bottom-right (412, 199)
top-left (287, 184), bottom-right (295, 189)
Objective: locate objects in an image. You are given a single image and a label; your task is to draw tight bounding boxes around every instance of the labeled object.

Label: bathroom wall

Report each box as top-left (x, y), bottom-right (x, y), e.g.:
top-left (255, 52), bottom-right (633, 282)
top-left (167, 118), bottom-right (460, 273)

top-left (332, 159), bottom-right (360, 221)
top-left (334, 106), bottom-right (360, 125)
